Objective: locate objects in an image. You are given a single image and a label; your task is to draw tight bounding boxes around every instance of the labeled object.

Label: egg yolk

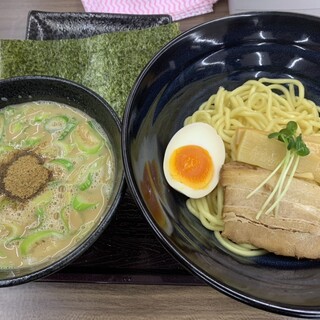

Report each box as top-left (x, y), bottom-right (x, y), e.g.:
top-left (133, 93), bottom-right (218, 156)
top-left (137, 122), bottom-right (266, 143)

top-left (169, 145), bottom-right (214, 189)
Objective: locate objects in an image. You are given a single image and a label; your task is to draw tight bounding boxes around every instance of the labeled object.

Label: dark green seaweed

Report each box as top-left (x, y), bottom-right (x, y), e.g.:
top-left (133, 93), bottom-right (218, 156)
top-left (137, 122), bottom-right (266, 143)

top-left (0, 23), bottom-right (180, 117)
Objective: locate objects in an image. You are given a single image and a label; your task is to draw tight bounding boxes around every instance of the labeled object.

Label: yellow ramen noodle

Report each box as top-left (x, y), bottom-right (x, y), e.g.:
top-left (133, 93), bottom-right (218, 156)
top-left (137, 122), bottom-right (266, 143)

top-left (184, 78), bottom-right (320, 257)
top-left (0, 101), bottom-right (115, 269)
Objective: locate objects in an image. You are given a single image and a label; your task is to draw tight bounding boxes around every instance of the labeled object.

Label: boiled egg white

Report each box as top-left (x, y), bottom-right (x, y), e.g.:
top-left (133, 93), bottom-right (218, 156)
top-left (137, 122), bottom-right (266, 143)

top-left (163, 122), bottom-right (225, 199)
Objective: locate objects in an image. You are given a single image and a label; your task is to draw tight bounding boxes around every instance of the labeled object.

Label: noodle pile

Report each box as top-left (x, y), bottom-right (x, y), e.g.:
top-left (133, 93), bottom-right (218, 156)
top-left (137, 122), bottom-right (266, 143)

top-left (184, 78), bottom-right (320, 256)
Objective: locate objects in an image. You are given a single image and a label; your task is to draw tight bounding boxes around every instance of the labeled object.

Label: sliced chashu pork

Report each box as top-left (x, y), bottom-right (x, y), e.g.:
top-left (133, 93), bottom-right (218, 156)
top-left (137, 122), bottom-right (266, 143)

top-left (221, 161), bottom-right (320, 259)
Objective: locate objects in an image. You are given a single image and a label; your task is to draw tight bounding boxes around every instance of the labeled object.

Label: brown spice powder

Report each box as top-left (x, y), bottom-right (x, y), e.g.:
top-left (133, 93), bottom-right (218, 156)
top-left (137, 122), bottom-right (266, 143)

top-left (0, 150), bottom-right (52, 201)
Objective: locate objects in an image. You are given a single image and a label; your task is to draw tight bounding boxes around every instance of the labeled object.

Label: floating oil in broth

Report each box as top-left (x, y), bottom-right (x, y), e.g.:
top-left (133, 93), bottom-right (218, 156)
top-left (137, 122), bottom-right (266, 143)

top-left (0, 101), bottom-right (115, 269)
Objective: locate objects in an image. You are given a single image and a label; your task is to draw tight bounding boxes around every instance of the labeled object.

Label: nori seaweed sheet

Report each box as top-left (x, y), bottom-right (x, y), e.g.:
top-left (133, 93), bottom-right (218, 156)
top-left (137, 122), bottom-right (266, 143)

top-left (0, 23), bottom-right (180, 117)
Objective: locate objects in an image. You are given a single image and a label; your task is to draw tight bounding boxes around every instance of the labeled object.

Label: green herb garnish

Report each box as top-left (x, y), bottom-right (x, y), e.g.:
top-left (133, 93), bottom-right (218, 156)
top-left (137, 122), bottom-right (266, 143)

top-left (247, 121), bottom-right (310, 219)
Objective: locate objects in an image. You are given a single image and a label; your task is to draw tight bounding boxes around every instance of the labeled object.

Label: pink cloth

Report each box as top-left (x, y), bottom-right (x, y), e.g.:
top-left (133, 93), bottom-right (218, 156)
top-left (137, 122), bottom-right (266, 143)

top-left (81, 0), bottom-right (218, 21)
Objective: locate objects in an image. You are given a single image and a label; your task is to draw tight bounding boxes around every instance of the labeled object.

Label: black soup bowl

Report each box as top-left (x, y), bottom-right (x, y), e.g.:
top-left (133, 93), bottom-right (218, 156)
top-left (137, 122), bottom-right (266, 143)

top-left (122, 12), bottom-right (320, 317)
top-left (0, 75), bottom-right (124, 286)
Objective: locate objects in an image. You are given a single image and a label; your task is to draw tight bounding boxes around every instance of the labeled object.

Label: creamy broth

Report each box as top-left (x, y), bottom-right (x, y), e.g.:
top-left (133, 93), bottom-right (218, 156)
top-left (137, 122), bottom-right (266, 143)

top-left (0, 101), bottom-right (115, 268)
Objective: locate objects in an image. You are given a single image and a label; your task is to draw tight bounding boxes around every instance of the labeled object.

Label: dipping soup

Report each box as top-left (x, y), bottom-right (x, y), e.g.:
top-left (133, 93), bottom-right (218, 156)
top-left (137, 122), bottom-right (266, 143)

top-left (0, 101), bottom-right (115, 269)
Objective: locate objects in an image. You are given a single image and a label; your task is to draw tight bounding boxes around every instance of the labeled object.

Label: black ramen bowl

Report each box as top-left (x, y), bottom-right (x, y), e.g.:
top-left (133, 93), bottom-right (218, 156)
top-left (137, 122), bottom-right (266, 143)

top-left (122, 12), bottom-right (320, 318)
top-left (0, 75), bottom-right (124, 286)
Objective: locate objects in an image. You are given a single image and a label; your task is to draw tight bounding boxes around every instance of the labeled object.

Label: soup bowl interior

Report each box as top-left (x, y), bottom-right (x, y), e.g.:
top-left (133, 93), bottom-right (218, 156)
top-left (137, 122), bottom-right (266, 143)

top-left (122, 12), bottom-right (320, 317)
top-left (0, 75), bottom-right (124, 286)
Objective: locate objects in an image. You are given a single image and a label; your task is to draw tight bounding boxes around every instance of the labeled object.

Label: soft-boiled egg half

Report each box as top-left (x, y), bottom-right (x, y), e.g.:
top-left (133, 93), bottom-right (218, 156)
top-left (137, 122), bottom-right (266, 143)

top-left (163, 122), bottom-right (225, 199)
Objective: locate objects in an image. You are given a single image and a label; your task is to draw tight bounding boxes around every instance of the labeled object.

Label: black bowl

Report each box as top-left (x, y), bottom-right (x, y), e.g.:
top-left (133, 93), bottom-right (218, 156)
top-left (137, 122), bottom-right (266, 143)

top-left (122, 12), bottom-right (320, 317)
top-left (0, 75), bottom-right (125, 286)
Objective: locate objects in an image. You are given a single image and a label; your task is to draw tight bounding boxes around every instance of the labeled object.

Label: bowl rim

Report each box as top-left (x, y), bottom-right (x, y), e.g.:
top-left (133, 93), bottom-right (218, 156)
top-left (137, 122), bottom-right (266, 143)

top-left (122, 11), bottom-right (320, 317)
top-left (0, 75), bottom-right (126, 287)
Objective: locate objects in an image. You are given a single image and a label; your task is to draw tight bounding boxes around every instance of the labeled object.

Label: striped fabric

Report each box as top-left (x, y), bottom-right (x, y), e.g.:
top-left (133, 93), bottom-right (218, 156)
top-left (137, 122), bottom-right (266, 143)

top-left (81, 0), bottom-right (218, 21)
